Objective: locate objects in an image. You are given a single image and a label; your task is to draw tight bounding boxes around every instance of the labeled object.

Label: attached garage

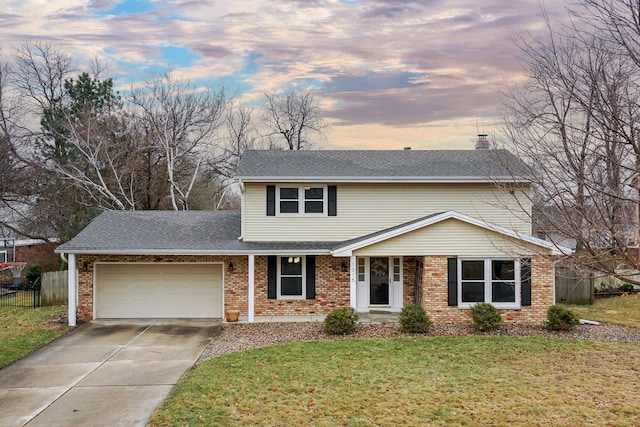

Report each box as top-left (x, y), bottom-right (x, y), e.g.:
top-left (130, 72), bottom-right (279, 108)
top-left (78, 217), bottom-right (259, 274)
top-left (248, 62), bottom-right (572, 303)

top-left (95, 263), bottom-right (223, 319)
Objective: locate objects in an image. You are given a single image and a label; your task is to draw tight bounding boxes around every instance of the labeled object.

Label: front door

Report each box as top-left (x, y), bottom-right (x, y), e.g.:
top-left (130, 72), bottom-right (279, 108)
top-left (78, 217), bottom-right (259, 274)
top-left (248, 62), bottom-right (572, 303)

top-left (370, 257), bottom-right (389, 305)
top-left (356, 256), bottom-right (403, 311)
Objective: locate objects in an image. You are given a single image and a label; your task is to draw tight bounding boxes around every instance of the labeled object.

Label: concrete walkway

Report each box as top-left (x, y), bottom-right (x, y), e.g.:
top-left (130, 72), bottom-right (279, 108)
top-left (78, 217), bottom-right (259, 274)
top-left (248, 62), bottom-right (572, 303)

top-left (0, 319), bottom-right (220, 427)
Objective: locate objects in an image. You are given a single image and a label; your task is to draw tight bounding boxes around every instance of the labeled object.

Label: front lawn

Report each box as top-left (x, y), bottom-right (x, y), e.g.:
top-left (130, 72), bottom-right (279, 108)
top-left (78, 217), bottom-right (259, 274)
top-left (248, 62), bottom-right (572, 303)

top-left (563, 293), bottom-right (640, 328)
top-left (0, 305), bottom-right (71, 368)
top-left (150, 337), bottom-right (640, 426)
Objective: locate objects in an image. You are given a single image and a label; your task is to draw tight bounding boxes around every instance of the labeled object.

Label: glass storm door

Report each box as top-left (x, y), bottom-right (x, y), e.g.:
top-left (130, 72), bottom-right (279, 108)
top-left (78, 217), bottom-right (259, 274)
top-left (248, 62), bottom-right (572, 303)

top-left (369, 257), bottom-right (389, 305)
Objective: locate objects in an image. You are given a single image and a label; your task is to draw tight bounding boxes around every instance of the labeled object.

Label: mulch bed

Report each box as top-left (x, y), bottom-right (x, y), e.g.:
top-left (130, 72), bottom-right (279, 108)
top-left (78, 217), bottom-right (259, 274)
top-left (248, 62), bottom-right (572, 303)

top-left (199, 321), bottom-right (640, 362)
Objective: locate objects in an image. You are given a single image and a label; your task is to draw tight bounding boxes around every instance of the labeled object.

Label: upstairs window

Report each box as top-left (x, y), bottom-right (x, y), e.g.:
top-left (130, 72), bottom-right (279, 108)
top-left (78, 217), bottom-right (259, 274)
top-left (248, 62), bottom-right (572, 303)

top-left (267, 185), bottom-right (336, 217)
top-left (279, 187), bottom-right (299, 213)
top-left (304, 187), bottom-right (324, 213)
top-left (277, 185), bottom-right (326, 216)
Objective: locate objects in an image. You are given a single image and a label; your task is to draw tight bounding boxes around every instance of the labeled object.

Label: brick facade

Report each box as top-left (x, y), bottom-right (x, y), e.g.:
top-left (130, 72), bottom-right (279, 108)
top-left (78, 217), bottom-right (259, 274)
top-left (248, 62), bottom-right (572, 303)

top-left (403, 257), bottom-right (417, 306)
top-left (421, 255), bottom-right (553, 323)
top-left (75, 254), bottom-right (248, 322)
top-left (252, 255), bottom-right (350, 316)
top-left (75, 253), bottom-right (554, 324)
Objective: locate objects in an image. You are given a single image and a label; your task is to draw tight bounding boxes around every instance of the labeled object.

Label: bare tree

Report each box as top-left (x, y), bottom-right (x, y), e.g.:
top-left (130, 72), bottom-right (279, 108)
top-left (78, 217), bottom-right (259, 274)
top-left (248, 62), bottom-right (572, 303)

top-left (202, 102), bottom-right (259, 209)
top-left (499, 3), bottom-right (640, 283)
top-left (0, 48), bottom-right (61, 240)
top-left (0, 61), bottom-right (26, 233)
top-left (13, 41), bottom-right (75, 116)
top-left (263, 87), bottom-right (327, 150)
top-left (213, 102), bottom-right (257, 178)
top-left (129, 74), bottom-right (227, 210)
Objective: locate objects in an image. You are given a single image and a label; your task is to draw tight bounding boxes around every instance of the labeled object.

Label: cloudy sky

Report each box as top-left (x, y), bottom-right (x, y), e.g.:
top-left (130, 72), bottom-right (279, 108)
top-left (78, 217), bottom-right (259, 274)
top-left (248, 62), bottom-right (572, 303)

top-left (0, 0), bottom-right (568, 150)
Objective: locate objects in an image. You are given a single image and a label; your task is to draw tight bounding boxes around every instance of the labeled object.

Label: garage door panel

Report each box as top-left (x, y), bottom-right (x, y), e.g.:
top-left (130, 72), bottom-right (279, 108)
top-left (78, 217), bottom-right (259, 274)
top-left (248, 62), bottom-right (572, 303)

top-left (96, 264), bottom-right (222, 318)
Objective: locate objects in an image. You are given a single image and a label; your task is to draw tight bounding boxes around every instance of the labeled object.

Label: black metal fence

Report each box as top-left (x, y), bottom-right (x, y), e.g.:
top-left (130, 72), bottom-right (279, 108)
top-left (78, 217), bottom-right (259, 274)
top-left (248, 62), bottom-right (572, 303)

top-left (0, 278), bottom-right (41, 308)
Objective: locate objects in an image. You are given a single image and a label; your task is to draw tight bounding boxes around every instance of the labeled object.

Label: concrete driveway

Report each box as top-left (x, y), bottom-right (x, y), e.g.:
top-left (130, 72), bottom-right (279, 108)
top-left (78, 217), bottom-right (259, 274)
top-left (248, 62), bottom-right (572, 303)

top-left (0, 319), bottom-right (220, 427)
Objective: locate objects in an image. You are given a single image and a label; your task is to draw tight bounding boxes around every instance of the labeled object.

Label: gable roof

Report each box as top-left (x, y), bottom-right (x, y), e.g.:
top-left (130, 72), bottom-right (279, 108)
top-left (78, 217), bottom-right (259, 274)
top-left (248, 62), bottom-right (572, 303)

top-left (235, 149), bottom-right (531, 183)
top-left (331, 211), bottom-right (572, 256)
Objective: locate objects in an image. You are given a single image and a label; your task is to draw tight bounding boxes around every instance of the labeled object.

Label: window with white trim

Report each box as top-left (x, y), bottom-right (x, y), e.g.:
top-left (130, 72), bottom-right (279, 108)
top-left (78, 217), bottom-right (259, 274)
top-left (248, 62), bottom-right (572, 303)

top-left (357, 258), bottom-right (366, 282)
top-left (278, 255), bottom-right (306, 299)
top-left (393, 258), bottom-right (401, 282)
top-left (277, 185), bottom-right (326, 216)
top-left (459, 259), bottom-right (520, 308)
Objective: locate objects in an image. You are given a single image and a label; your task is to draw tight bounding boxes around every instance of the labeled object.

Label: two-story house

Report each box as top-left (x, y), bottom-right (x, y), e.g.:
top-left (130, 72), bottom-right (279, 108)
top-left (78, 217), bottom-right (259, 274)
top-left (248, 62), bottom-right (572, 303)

top-left (56, 149), bottom-right (566, 326)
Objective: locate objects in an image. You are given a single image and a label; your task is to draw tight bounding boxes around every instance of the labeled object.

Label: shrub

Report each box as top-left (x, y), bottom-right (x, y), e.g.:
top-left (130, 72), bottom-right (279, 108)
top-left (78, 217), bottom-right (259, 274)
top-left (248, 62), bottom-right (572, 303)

top-left (546, 305), bottom-right (579, 331)
top-left (469, 303), bottom-right (501, 331)
top-left (324, 307), bottom-right (360, 335)
top-left (26, 265), bottom-right (42, 283)
top-left (618, 283), bottom-right (634, 292)
top-left (399, 305), bottom-right (433, 333)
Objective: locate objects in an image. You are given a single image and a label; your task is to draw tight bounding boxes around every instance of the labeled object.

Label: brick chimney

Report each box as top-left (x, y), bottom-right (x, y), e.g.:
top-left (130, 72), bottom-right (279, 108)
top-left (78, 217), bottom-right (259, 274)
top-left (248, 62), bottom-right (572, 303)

top-left (475, 134), bottom-right (490, 149)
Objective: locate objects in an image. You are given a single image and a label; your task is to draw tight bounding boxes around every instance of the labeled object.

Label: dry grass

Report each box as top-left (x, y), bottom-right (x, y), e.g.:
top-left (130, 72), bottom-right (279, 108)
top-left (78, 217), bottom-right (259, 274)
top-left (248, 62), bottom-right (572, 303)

top-left (0, 305), bottom-right (70, 368)
top-left (563, 294), bottom-right (640, 328)
top-left (150, 336), bottom-right (640, 426)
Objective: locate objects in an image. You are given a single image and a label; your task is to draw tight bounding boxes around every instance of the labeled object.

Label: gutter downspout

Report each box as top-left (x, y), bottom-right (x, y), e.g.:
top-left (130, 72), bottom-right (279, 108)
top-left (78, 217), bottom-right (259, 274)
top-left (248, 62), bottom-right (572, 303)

top-left (350, 255), bottom-right (357, 310)
top-left (60, 252), bottom-right (77, 326)
top-left (248, 254), bottom-right (255, 322)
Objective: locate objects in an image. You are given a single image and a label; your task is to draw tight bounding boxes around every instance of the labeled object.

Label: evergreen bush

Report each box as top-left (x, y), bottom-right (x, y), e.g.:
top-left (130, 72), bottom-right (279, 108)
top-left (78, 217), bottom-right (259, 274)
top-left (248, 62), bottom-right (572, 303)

top-left (324, 307), bottom-right (360, 335)
top-left (618, 283), bottom-right (634, 292)
top-left (26, 265), bottom-right (42, 283)
top-left (469, 303), bottom-right (502, 331)
top-left (399, 305), bottom-right (433, 333)
top-left (546, 305), bottom-right (579, 331)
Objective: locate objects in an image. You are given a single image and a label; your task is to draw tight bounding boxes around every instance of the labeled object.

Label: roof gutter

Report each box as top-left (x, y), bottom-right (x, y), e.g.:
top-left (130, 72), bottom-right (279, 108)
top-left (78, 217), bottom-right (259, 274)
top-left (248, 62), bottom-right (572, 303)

top-left (235, 176), bottom-right (531, 184)
top-left (53, 248), bottom-right (334, 256)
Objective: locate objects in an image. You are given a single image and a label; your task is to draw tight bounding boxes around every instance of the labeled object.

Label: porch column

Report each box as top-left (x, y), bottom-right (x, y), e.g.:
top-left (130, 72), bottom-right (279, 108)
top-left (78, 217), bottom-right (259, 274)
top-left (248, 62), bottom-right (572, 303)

top-left (349, 255), bottom-right (357, 309)
top-left (67, 253), bottom-right (77, 326)
top-left (248, 254), bottom-right (255, 322)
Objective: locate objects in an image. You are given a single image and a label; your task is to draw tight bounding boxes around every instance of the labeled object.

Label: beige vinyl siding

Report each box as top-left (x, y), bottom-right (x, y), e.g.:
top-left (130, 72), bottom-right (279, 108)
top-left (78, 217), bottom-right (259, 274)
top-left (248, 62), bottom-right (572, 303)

top-left (243, 182), bottom-right (531, 242)
top-left (353, 219), bottom-right (549, 257)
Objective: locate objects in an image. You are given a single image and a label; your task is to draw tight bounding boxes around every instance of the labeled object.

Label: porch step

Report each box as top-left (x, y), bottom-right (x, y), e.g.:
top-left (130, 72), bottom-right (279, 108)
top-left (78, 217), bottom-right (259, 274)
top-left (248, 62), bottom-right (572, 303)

top-left (359, 312), bottom-right (399, 324)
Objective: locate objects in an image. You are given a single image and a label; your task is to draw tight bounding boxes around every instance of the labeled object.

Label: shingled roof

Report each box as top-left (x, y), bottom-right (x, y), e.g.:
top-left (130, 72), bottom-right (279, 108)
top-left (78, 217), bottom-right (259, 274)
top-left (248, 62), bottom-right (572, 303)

top-left (235, 149), bottom-right (531, 182)
top-left (55, 210), bottom-right (335, 254)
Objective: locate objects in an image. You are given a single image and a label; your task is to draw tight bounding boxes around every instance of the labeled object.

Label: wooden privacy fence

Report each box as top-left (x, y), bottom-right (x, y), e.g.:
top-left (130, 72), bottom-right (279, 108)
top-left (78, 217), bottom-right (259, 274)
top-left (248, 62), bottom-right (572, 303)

top-left (555, 267), bottom-right (594, 305)
top-left (41, 270), bottom-right (68, 306)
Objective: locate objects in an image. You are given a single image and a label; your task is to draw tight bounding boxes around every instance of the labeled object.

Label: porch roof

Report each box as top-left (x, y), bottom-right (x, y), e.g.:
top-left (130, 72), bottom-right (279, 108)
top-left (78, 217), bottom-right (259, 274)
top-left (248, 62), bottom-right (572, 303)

top-left (330, 211), bottom-right (572, 257)
top-left (55, 210), bottom-right (336, 255)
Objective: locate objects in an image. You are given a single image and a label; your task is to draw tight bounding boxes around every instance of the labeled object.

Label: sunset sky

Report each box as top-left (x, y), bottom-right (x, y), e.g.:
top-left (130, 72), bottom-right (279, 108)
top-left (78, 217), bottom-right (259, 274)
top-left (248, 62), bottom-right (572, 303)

top-left (0, 0), bottom-right (568, 150)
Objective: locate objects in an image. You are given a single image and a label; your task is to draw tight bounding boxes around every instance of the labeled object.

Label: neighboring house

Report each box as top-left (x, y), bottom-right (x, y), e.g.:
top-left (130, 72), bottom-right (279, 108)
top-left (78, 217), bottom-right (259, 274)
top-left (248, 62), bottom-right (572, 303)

top-left (1, 238), bottom-right (59, 279)
top-left (56, 149), bottom-right (569, 326)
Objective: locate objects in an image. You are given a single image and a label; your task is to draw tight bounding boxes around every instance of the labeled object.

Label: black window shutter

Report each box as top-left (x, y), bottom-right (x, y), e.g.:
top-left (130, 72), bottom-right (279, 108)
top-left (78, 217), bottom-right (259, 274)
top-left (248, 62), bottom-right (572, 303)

top-left (306, 255), bottom-right (316, 299)
top-left (266, 185), bottom-right (276, 216)
top-left (521, 258), bottom-right (532, 306)
top-left (267, 256), bottom-right (277, 299)
top-left (447, 258), bottom-right (458, 306)
top-left (328, 186), bottom-right (337, 216)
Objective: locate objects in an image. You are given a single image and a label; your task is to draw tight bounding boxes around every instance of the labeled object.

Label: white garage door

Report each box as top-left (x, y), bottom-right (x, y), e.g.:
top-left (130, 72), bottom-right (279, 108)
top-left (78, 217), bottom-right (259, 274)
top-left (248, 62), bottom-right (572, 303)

top-left (96, 263), bottom-right (222, 318)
